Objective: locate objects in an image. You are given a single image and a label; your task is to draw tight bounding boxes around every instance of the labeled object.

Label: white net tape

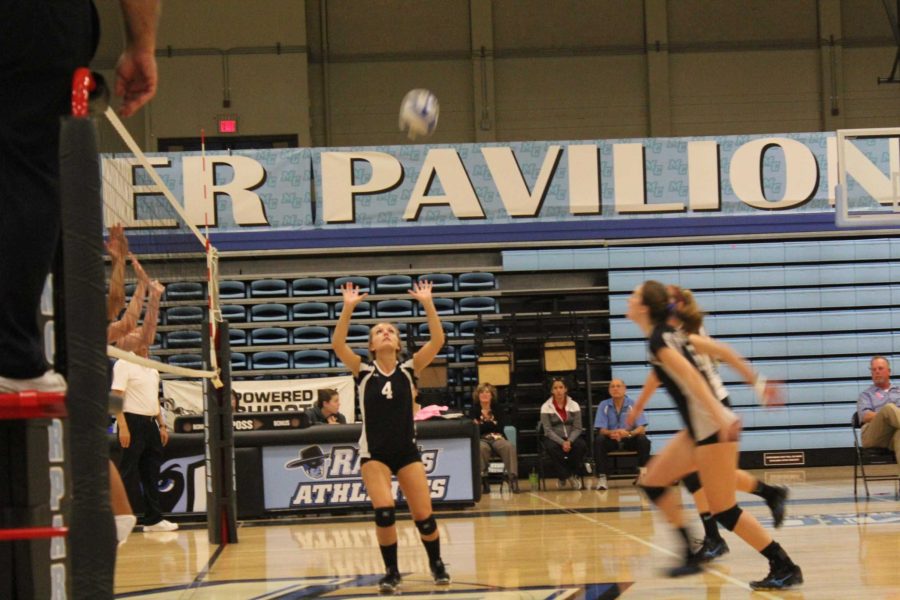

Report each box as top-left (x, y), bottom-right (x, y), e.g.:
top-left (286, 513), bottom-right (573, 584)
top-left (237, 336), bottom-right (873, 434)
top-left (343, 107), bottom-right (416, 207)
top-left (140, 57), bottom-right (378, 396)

top-left (101, 108), bottom-right (222, 385)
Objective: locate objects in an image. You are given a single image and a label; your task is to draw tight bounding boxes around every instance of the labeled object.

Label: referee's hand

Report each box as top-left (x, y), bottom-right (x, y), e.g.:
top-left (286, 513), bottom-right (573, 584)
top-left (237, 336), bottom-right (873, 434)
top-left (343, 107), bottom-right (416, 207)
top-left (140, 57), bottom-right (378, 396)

top-left (119, 427), bottom-right (131, 448)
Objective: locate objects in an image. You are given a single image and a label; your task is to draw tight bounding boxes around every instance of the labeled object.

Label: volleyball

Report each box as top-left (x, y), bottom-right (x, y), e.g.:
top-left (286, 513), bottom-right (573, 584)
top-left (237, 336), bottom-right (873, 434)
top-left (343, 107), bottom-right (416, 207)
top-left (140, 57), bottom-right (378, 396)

top-left (399, 89), bottom-right (439, 140)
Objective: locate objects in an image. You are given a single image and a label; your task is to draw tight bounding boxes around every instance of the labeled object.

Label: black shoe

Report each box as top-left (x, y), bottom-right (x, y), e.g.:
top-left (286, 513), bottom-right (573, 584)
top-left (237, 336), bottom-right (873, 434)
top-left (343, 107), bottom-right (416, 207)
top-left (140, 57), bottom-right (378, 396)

top-left (509, 475), bottom-right (520, 494)
top-left (766, 485), bottom-right (789, 528)
top-left (431, 559), bottom-right (451, 585)
top-left (378, 570), bottom-right (402, 594)
top-left (666, 552), bottom-right (703, 577)
top-left (696, 537), bottom-right (730, 562)
top-left (481, 477), bottom-right (491, 494)
top-left (750, 562), bottom-right (803, 590)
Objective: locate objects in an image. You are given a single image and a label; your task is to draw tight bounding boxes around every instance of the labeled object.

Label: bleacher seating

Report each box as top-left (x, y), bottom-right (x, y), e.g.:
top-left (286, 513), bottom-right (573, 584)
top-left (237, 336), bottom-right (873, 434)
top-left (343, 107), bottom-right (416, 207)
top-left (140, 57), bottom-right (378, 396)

top-left (458, 296), bottom-right (497, 313)
top-left (291, 278), bottom-right (330, 296)
top-left (165, 330), bottom-right (202, 349)
top-left (219, 280), bottom-right (246, 299)
top-left (221, 304), bottom-right (247, 322)
top-left (231, 352), bottom-right (248, 371)
top-left (375, 299), bottom-right (414, 318)
top-left (228, 328), bottom-right (247, 346)
top-left (335, 301), bottom-right (372, 318)
top-left (250, 279), bottom-right (288, 297)
top-left (334, 276), bottom-right (370, 293)
top-left (344, 323), bottom-right (371, 342)
top-left (375, 274), bottom-right (412, 293)
top-left (428, 297), bottom-right (455, 316)
top-left (250, 303), bottom-right (289, 322)
top-left (250, 327), bottom-right (290, 345)
top-left (166, 306), bottom-right (204, 324)
top-left (292, 326), bottom-right (330, 344)
top-left (457, 272), bottom-right (495, 290)
top-left (292, 349), bottom-right (332, 369)
top-left (166, 281), bottom-right (204, 301)
top-left (419, 273), bottom-right (454, 291)
top-left (168, 354), bottom-right (203, 369)
top-left (291, 302), bottom-right (330, 320)
top-left (250, 351), bottom-right (290, 370)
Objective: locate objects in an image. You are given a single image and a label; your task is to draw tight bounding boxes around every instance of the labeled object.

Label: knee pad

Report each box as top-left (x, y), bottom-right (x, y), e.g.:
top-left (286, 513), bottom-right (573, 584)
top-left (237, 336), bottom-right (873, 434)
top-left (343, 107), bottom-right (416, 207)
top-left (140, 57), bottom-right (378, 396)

top-left (639, 484), bottom-right (668, 503)
top-left (374, 507), bottom-right (396, 528)
top-left (414, 515), bottom-right (437, 536)
top-left (681, 472), bottom-right (702, 494)
top-left (714, 505), bottom-right (743, 531)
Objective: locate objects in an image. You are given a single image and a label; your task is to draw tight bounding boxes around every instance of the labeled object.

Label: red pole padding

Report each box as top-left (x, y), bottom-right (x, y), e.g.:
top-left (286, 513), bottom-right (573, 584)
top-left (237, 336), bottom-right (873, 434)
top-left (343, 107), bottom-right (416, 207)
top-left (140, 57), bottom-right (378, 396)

top-left (0, 527), bottom-right (69, 541)
top-left (70, 67), bottom-right (95, 118)
top-left (0, 392), bottom-right (67, 420)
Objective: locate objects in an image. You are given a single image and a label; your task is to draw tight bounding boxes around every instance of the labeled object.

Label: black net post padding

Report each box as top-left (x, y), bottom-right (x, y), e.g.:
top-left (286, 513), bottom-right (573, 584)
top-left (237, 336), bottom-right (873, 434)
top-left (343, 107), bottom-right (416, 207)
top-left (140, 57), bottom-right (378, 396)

top-left (203, 319), bottom-right (238, 544)
top-left (59, 115), bottom-right (116, 598)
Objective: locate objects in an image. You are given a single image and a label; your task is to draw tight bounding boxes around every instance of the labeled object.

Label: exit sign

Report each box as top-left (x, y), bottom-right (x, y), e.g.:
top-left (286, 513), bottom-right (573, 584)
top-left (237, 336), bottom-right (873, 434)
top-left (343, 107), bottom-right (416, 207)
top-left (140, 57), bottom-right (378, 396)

top-left (218, 115), bottom-right (238, 134)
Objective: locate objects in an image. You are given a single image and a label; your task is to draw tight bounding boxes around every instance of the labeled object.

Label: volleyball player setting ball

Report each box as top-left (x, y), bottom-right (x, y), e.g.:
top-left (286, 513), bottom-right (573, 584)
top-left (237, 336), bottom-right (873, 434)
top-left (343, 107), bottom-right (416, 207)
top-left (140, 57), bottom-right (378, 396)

top-left (332, 280), bottom-right (450, 594)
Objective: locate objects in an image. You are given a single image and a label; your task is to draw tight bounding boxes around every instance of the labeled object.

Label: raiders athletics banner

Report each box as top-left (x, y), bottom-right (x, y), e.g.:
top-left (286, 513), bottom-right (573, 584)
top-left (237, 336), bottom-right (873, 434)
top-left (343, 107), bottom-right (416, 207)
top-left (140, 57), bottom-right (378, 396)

top-left (162, 375), bottom-right (355, 423)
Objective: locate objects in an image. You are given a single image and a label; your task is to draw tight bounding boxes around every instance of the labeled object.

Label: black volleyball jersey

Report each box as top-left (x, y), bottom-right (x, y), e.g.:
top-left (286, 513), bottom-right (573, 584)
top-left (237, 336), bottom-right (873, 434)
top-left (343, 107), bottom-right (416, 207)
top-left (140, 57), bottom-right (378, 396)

top-left (648, 323), bottom-right (723, 441)
top-left (356, 358), bottom-right (417, 457)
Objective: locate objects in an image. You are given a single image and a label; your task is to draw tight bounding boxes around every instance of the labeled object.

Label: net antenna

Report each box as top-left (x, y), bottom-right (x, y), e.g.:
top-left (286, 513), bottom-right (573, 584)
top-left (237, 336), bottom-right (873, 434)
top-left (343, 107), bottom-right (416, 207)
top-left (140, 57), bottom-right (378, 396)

top-left (834, 127), bottom-right (900, 229)
top-left (101, 106), bottom-right (222, 386)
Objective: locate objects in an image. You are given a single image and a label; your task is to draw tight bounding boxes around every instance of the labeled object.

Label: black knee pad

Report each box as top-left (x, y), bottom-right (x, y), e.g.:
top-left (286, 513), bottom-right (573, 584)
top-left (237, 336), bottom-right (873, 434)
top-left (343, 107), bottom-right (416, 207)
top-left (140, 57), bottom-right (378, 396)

top-left (639, 484), bottom-right (668, 503)
top-left (414, 515), bottom-right (437, 536)
top-left (681, 472), bottom-right (702, 494)
top-left (374, 507), bottom-right (396, 528)
top-left (714, 504), bottom-right (743, 531)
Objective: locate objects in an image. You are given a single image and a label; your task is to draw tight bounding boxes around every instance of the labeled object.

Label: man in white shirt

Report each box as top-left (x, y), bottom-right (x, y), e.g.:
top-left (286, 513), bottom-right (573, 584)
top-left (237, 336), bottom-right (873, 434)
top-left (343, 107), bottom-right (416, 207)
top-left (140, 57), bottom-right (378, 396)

top-left (112, 342), bottom-right (177, 532)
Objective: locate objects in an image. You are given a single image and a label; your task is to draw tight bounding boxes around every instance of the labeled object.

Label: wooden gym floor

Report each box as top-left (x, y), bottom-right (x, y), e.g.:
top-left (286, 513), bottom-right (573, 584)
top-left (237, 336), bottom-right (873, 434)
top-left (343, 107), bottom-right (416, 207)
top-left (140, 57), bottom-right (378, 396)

top-left (114, 466), bottom-right (900, 599)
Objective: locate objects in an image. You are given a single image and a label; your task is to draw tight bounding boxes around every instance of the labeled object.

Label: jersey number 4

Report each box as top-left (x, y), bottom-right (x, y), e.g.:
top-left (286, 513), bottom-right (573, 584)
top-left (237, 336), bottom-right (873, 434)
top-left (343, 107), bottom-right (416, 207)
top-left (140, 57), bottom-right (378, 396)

top-left (381, 381), bottom-right (393, 399)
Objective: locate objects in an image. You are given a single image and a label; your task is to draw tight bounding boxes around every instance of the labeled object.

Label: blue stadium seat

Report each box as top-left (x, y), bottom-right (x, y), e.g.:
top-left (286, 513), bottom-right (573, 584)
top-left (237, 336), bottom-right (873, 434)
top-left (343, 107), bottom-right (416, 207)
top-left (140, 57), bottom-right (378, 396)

top-left (168, 354), bottom-right (203, 369)
top-left (218, 280), bottom-right (246, 299)
top-left (291, 302), bottom-right (330, 320)
top-left (291, 278), bottom-right (330, 296)
top-left (230, 352), bottom-right (248, 371)
top-left (292, 326), bottom-right (330, 344)
top-left (458, 320), bottom-right (480, 337)
top-left (166, 281), bottom-right (204, 301)
top-left (250, 303), bottom-right (288, 322)
top-left (425, 297), bottom-right (455, 316)
top-left (166, 306), bottom-right (204, 324)
top-left (250, 351), bottom-right (290, 370)
top-left (221, 304), bottom-right (247, 322)
top-left (336, 347), bottom-right (369, 368)
top-left (165, 330), bottom-right (202, 349)
top-left (458, 344), bottom-right (477, 361)
top-left (250, 279), bottom-right (288, 298)
top-left (345, 323), bottom-right (371, 342)
top-left (292, 349), bottom-right (332, 369)
top-left (457, 272), bottom-right (496, 290)
top-left (335, 301), bottom-right (372, 318)
top-left (334, 276), bottom-right (371, 293)
top-left (228, 328), bottom-right (247, 346)
top-left (396, 322), bottom-right (409, 339)
top-left (149, 333), bottom-right (163, 351)
top-left (418, 273), bottom-right (454, 291)
top-left (417, 321), bottom-right (455, 339)
top-left (458, 296), bottom-right (497, 313)
top-left (376, 299), bottom-right (414, 318)
top-left (250, 327), bottom-right (289, 345)
top-left (375, 274), bottom-right (412, 293)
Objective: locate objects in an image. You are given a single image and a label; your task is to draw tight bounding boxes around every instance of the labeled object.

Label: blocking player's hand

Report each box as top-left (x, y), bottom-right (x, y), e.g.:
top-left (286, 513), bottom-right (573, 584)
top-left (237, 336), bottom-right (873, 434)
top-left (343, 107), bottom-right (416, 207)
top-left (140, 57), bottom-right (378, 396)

top-left (408, 279), bottom-right (434, 303)
top-left (339, 282), bottom-right (368, 308)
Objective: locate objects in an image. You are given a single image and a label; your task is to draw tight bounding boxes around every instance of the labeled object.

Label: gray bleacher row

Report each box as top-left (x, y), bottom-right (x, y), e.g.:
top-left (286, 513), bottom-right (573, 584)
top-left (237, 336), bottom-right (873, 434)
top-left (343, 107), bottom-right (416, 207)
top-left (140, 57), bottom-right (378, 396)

top-left (138, 272), bottom-right (497, 302)
top-left (591, 238), bottom-right (897, 453)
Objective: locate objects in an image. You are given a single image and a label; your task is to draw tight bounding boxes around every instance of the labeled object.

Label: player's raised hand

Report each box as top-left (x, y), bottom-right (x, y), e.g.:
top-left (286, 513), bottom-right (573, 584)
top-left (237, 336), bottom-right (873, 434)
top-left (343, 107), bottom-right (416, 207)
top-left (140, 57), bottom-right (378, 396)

top-left (408, 279), bottom-right (434, 303)
top-left (340, 282), bottom-right (368, 308)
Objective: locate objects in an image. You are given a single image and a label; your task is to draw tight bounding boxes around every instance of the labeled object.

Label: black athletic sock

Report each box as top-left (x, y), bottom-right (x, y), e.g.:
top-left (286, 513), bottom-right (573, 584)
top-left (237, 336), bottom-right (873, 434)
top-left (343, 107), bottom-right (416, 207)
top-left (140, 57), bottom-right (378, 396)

top-left (700, 512), bottom-right (723, 541)
top-left (422, 537), bottom-right (441, 565)
top-left (760, 541), bottom-right (793, 566)
top-left (379, 543), bottom-right (399, 573)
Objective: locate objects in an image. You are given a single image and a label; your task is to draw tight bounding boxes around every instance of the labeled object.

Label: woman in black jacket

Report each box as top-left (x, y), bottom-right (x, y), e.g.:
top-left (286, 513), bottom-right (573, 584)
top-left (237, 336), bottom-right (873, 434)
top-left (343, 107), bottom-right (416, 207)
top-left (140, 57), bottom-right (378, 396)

top-left (469, 383), bottom-right (519, 493)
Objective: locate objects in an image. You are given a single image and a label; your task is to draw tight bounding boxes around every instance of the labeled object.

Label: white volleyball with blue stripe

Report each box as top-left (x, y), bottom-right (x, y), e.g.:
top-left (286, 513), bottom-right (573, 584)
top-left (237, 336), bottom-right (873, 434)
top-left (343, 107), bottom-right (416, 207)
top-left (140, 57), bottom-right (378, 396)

top-left (399, 89), bottom-right (439, 140)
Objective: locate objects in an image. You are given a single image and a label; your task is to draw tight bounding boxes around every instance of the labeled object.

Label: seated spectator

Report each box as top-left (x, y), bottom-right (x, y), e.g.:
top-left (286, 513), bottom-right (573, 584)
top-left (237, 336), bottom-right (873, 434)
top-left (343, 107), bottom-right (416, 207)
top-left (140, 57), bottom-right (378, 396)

top-left (308, 388), bottom-right (347, 425)
top-left (593, 378), bottom-right (651, 490)
top-left (857, 356), bottom-right (900, 473)
top-left (469, 382), bottom-right (519, 494)
top-left (539, 376), bottom-right (588, 489)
